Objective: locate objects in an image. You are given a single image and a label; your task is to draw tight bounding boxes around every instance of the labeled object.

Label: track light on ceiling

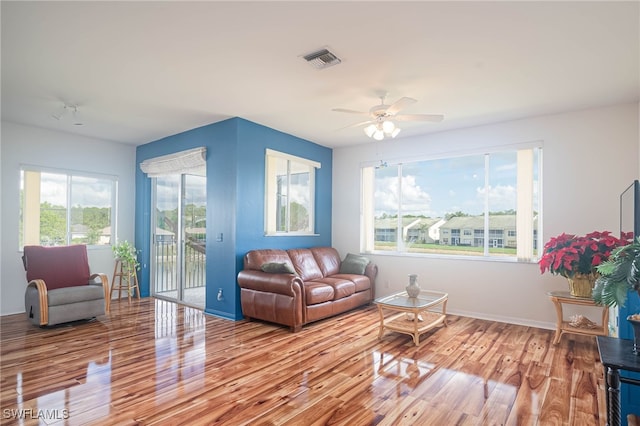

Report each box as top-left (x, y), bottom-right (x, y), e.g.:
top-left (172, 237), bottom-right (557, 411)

top-left (51, 103), bottom-right (83, 126)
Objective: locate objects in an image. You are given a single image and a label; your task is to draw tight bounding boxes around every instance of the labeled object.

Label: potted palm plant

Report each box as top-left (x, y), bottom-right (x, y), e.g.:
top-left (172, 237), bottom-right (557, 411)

top-left (592, 236), bottom-right (640, 354)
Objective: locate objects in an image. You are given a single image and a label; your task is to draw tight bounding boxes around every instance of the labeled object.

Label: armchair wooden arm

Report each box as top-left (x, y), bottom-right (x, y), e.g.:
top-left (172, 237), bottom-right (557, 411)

top-left (26, 279), bottom-right (48, 326)
top-left (90, 273), bottom-right (110, 313)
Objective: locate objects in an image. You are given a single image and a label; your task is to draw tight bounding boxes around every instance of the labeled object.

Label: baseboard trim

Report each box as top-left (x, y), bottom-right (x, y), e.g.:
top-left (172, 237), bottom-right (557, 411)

top-left (447, 308), bottom-right (556, 331)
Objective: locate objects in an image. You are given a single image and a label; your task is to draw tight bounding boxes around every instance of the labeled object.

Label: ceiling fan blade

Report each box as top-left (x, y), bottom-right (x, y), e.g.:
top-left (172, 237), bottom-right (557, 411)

top-left (394, 114), bottom-right (444, 123)
top-left (339, 119), bottom-right (375, 130)
top-left (386, 97), bottom-right (417, 115)
top-left (332, 108), bottom-right (369, 115)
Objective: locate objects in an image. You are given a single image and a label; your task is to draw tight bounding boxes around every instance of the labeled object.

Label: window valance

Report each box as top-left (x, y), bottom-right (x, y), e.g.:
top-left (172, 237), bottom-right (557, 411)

top-left (140, 147), bottom-right (206, 177)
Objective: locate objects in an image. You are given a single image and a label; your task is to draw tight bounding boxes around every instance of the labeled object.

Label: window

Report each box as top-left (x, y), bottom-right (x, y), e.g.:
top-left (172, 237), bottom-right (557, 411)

top-left (361, 145), bottom-right (541, 260)
top-left (20, 167), bottom-right (117, 248)
top-left (265, 149), bottom-right (320, 235)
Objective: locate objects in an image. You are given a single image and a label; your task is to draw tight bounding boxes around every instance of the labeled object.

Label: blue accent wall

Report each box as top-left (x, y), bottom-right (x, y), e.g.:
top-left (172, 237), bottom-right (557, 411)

top-left (135, 118), bottom-right (332, 320)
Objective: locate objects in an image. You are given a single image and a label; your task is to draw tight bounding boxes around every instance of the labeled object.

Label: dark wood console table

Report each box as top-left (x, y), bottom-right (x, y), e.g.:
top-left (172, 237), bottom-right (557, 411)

top-left (596, 336), bottom-right (640, 426)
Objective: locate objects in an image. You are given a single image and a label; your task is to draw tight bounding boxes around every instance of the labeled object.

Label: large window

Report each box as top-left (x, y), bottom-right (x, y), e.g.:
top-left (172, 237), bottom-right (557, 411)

top-left (361, 145), bottom-right (541, 260)
top-left (20, 167), bottom-right (117, 248)
top-left (265, 149), bottom-right (320, 235)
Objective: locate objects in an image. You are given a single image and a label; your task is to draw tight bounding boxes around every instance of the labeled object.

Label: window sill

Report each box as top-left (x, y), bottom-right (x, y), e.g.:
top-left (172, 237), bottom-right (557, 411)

top-left (364, 250), bottom-right (540, 264)
top-left (264, 233), bottom-right (321, 237)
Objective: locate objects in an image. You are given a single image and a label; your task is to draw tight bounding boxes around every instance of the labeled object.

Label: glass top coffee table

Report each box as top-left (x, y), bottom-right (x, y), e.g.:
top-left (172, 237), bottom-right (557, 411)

top-left (374, 290), bottom-right (448, 346)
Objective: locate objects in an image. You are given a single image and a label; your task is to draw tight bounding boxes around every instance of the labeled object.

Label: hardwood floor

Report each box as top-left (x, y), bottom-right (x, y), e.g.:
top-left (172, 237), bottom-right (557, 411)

top-left (0, 298), bottom-right (606, 425)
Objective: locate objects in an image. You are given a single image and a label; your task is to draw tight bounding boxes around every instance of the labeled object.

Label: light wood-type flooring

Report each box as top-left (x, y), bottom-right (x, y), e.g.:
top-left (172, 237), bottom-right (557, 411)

top-left (0, 298), bottom-right (605, 425)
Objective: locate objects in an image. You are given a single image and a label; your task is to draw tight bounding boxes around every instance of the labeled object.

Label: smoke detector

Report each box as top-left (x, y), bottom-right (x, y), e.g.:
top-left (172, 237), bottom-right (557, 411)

top-left (302, 48), bottom-right (341, 70)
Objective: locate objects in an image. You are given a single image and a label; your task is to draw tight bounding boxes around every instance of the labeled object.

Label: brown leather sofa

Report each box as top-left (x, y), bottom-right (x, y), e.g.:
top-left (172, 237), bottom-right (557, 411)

top-left (237, 247), bottom-right (377, 332)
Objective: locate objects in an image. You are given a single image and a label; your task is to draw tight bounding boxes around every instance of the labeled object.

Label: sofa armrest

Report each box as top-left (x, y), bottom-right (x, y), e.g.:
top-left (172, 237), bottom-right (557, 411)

top-left (237, 270), bottom-right (303, 297)
top-left (89, 273), bottom-right (110, 313)
top-left (365, 262), bottom-right (378, 299)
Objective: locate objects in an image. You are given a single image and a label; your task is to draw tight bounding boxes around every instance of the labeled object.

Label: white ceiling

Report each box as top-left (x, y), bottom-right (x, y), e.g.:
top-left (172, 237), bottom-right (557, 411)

top-left (2, 1), bottom-right (639, 149)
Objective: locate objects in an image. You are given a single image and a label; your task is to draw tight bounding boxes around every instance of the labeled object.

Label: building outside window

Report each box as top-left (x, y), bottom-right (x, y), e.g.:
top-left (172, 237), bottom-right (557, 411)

top-left (361, 145), bottom-right (541, 261)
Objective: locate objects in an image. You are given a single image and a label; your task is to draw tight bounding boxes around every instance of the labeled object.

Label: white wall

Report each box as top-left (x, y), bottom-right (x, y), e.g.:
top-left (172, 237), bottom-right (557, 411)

top-left (0, 121), bottom-right (136, 315)
top-left (333, 103), bottom-right (640, 329)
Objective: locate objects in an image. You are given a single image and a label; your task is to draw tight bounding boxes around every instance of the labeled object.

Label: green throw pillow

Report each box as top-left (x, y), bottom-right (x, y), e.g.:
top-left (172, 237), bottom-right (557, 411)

top-left (339, 253), bottom-right (369, 275)
top-left (261, 262), bottom-right (296, 274)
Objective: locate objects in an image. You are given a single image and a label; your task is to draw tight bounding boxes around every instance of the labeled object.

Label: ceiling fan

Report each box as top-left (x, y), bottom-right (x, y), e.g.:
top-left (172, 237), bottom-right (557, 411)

top-left (332, 96), bottom-right (444, 140)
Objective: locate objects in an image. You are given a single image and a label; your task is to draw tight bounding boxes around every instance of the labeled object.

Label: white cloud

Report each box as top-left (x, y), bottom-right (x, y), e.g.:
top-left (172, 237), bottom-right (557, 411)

top-left (476, 184), bottom-right (516, 211)
top-left (38, 172), bottom-right (115, 208)
top-left (40, 176), bottom-right (67, 206)
top-left (375, 175), bottom-right (434, 216)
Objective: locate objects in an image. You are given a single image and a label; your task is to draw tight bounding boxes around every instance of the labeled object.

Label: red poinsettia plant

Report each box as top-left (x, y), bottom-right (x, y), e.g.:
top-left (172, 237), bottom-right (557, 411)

top-left (539, 231), bottom-right (631, 278)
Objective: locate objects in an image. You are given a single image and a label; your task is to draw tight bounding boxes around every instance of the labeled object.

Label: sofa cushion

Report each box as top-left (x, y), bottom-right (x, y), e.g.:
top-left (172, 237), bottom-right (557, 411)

top-left (339, 253), bottom-right (370, 275)
top-left (287, 249), bottom-right (323, 281)
top-left (261, 262), bottom-right (296, 274)
top-left (333, 274), bottom-right (371, 293)
top-left (23, 245), bottom-right (90, 290)
top-left (304, 282), bottom-right (334, 305)
top-left (310, 247), bottom-right (341, 277)
top-left (315, 277), bottom-right (356, 300)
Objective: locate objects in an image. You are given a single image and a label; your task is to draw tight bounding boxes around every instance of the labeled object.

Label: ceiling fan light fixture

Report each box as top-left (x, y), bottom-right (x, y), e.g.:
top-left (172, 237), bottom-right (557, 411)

top-left (382, 120), bottom-right (395, 133)
top-left (363, 121), bottom-right (400, 141)
top-left (333, 95), bottom-right (443, 141)
top-left (364, 124), bottom-right (376, 138)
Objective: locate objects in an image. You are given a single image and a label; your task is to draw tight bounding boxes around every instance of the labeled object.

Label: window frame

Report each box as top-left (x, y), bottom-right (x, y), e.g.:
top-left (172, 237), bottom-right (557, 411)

top-left (360, 143), bottom-right (542, 262)
top-left (264, 149), bottom-right (320, 236)
top-left (19, 165), bottom-right (118, 250)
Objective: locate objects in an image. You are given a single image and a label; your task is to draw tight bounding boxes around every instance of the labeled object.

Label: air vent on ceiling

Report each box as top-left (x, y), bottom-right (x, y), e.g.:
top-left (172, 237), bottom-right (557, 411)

top-left (303, 48), bottom-right (341, 70)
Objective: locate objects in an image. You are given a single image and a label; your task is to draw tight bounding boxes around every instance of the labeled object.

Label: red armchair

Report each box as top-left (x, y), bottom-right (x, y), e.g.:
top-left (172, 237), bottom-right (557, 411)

top-left (23, 245), bottom-right (110, 326)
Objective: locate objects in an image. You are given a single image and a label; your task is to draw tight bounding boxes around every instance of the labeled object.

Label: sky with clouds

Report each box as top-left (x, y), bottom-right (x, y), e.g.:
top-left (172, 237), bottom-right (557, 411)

top-left (39, 172), bottom-right (114, 208)
top-left (374, 151), bottom-right (538, 218)
top-left (155, 174), bottom-right (207, 211)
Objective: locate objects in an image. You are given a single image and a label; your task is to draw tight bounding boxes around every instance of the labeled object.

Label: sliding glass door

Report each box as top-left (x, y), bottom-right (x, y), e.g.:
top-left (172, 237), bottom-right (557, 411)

top-left (152, 174), bottom-right (206, 308)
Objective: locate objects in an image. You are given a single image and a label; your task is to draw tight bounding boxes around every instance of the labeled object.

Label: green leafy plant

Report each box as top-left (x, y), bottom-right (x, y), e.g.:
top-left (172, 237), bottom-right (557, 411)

top-left (592, 236), bottom-right (640, 307)
top-left (112, 240), bottom-right (140, 273)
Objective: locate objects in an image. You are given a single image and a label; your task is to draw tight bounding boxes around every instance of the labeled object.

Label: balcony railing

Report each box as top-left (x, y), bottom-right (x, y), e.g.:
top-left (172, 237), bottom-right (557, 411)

top-left (154, 237), bottom-right (206, 294)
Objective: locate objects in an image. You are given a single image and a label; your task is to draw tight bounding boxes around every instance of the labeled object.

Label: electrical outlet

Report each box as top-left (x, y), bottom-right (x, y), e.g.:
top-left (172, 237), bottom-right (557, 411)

top-left (217, 288), bottom-right (224, 301)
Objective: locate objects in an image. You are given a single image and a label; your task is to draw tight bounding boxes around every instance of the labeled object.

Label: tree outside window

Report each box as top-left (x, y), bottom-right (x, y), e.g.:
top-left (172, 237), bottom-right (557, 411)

top-left (20, 168), bottom-right (116, 248)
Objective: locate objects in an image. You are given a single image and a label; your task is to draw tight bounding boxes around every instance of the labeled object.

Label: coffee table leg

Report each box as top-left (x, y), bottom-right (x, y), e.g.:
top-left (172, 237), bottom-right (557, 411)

top-left (442, 299), bottom-right (448, 326)
top-left (377, 305), bottom-right (385, 340)
top-left (412, 312), bottom-right (419, 346)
